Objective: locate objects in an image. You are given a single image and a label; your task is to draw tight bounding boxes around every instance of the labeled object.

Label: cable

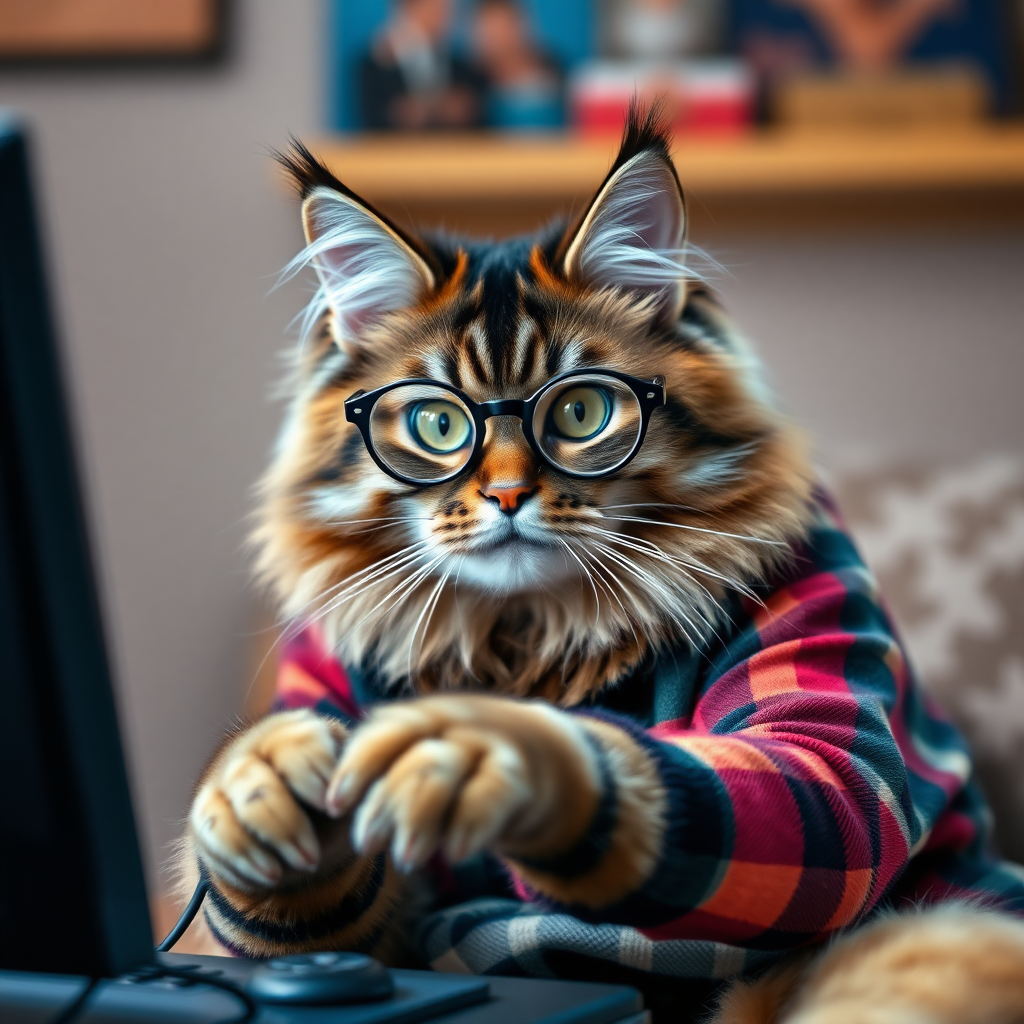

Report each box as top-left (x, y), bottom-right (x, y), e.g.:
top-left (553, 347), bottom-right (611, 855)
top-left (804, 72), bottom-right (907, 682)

top-left (156, 878), bottom-right (209, 953)
top-left (44, 968), bottom-right (255, 1024)
top-left (151, 880), bottom-right (255, 1022)
top-left (48, 977), bottom-right (100, 1024)
top-left (132, 964), bottom-right (258, 1024)
top-left (46, 882), bottom-right (243, 1024)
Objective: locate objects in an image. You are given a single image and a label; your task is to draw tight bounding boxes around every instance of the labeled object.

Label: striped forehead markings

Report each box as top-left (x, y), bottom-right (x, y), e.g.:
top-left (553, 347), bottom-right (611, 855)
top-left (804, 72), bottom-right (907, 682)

top-left (463, 319), bottom-right (490, 387)
top-left (418, 347), bottom-right (452, 381)
top-left (512, 315), bottom-right (540, 382)
top-left (475, 260), bottom-right (524, 383)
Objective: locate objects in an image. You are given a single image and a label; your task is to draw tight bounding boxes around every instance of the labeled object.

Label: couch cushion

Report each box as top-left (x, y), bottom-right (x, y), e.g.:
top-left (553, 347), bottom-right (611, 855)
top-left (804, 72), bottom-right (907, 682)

top-left (831, 456), bottom-right (1024, 861)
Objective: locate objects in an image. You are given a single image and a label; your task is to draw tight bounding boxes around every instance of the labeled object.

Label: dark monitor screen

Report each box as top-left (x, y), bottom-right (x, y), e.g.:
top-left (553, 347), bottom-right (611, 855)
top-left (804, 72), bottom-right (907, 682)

top-left (0, 117), bottom-right (153, 976)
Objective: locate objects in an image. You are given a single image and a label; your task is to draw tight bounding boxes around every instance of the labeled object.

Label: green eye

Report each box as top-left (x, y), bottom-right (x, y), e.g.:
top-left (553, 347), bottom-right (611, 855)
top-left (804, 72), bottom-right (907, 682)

top-left (550, 386), bottom-right (611, 441)
top-left (409, 400), bottom-right (472, 453)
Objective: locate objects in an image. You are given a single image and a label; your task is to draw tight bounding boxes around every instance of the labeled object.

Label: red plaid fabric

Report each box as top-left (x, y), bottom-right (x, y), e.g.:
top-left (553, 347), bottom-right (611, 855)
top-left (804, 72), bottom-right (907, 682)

top-left (275, 493), bottom-right (1024, 955)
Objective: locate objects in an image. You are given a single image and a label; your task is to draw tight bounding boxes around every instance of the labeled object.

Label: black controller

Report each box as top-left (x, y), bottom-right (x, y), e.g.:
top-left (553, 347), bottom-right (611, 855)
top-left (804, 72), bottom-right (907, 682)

top-left (248, 951), bottom-right (394, 1005)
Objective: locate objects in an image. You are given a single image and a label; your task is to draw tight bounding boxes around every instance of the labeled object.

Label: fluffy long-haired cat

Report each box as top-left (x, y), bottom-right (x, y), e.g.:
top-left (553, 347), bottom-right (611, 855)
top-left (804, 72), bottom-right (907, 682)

top-left (180, 105), bottom-right (1024, 1022)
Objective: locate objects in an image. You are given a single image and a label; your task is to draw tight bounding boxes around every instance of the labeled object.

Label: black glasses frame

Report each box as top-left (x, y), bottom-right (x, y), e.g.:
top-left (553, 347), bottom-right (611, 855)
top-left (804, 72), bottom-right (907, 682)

top-left (344, 368), bottom-right (667, 487)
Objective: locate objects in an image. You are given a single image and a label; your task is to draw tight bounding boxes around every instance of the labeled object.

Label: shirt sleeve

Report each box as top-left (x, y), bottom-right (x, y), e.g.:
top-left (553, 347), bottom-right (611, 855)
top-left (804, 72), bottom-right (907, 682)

top-left (272, 624), bottom-right (365, 725)
top-left (505, 520), bottom-right (975, 952)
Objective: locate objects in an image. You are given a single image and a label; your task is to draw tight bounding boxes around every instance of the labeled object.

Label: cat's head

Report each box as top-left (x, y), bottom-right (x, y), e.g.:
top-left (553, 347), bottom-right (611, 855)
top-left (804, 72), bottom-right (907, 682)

top-left (256, 105), bottom-right (814, 702)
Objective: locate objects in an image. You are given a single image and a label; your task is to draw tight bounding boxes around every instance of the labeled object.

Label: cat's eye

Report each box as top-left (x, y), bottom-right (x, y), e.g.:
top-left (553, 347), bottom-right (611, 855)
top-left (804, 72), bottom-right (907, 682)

top-left (409, 400), bottom-right (471, 453)
top-left (533, 373), bottom-right (646, 477)
top-left (362, 383), bottom-right (478, 484)
top-left (549, 386), bottom-right (611, 441)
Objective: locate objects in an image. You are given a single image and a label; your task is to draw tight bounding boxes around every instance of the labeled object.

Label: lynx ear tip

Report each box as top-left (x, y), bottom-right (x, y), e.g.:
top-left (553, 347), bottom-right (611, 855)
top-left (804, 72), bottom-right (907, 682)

top-left (616, 96), bottom-right (675, 170)
top-left (273, 138), bottom-right (346, 202)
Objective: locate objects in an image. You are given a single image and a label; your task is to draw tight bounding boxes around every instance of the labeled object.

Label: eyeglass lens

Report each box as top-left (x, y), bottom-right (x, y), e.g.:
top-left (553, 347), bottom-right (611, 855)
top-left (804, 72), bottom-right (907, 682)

top-left (533, 374), bottom-right (643, 476)
top-left (368, 383), bottom-right (477, 484)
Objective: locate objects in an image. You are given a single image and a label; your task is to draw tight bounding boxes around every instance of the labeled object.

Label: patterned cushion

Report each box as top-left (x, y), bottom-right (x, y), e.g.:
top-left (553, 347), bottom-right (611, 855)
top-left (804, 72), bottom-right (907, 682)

top-left (831, 456), bottom-right (1024, 861)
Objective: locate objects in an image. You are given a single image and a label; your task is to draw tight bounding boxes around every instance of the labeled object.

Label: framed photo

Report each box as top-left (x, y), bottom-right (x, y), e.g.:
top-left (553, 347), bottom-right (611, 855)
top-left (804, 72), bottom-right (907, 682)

top-left (729, 0), bottom-right (1014, 115)
top-left (0, 0), bottom-right (228, 64)
top-left (329, 0), bottom-right (594, 132)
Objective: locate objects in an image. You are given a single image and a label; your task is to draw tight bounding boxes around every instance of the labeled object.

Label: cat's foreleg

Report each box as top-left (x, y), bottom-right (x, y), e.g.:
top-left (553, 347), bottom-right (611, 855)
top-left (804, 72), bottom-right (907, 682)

top-left (327, 695), bottom-right (668, 909)
top-left (179, 708), bottom-right (418, 960)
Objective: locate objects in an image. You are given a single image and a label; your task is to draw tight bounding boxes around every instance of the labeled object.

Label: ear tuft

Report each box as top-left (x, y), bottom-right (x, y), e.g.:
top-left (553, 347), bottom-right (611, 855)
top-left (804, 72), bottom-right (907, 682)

top-left (274, 137), bottom-right (352, 201)
top-left (561, 99), bottom-right (689, 322)
top-left (604, 97), bottom-right (675, 185)
top-left (275, 140), bottom-right (436, 343)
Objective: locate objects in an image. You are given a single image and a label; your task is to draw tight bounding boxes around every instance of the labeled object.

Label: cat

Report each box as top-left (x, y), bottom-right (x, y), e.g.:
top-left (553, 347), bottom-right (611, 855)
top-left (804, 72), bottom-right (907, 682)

top-left (179, 104), bottom-right (1024, 1022)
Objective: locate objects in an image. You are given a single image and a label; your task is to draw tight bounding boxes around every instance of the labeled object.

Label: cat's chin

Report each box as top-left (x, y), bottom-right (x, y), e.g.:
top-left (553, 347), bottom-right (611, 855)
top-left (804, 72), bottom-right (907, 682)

top-left (456, 538), bottom-right (573, 595)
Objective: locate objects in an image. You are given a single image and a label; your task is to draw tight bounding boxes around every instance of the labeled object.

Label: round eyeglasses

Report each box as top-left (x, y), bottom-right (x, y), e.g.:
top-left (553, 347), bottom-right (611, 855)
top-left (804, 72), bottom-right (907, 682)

top-left (344, 369), bottom-right (666, 486)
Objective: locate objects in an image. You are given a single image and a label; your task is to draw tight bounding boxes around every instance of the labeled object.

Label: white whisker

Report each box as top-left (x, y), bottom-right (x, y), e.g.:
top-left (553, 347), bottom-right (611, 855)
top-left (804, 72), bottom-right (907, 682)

top-left (557, 538), bottom-right (601, 626)
top-left (589, 532), bottom-right (731, 647)
top-left (595, 502), bottom-right (702, 514)
top-left (589, 541), bottom-right (701, 647)
top-left (343, 554), bottom-right (446, 642)
top-left (329, 515), bottom-right (432, 527)
top-left (587, 527), bottom-right (721, 602)
top-left (582, 524), bottom-right (761, 603)
top-left (246, 541), bottom-right (431, 702)
top-left (576, 544), bottom-right (643, 653)
top-left (594, 513), bottom-right (785, 547)
top-left (306, 543), bottom-right (433, 623)
top-left (406, 562), bottom-right (452, 678)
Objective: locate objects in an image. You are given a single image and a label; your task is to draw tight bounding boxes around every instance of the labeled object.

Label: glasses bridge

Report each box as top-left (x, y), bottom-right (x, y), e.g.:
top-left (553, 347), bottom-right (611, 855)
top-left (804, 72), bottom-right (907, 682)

top-left (477, 399), bottom-right (527, 419)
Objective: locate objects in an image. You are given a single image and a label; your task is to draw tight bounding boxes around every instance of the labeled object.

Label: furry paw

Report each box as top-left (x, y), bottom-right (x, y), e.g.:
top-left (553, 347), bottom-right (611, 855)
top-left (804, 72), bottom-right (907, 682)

top-left (325, 695), bottom-right (602, 872)
top-left (189, 709), bottom-right (346, 889)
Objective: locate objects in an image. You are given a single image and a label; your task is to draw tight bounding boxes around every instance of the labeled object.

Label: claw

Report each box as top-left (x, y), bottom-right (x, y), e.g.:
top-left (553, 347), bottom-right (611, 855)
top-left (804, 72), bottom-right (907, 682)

top-left (326, 772), bottom-right (359, 817)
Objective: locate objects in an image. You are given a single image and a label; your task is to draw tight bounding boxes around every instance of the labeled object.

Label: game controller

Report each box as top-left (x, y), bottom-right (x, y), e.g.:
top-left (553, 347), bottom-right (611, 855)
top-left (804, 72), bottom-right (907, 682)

top-left (248, 951), bottom-right (394, 1005)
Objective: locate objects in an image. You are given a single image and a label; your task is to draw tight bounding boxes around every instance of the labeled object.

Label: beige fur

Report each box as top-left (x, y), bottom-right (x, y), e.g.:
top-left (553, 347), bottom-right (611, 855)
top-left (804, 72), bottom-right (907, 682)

top-left (509, 714), bottom-right (667, 906)
top-left (184, 690), bottom-right (670, 940)
top-left (713, 907), bottom-right (1024, 1024)
top-left (189, 709), bottom-right (347, 890)
top-left (184, 708), bottom-right (421, 960)
top-left (330, 696), bottom-right (609, 874)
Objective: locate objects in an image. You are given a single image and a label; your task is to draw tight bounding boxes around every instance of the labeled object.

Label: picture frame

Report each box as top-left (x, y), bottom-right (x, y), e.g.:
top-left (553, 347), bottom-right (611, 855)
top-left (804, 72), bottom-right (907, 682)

top-left (0, 0), bottom-right (229, 65)
top-left (728, 0), bottom-right (1014, 115)
top-left (329, 0), bottom-right (594, 132)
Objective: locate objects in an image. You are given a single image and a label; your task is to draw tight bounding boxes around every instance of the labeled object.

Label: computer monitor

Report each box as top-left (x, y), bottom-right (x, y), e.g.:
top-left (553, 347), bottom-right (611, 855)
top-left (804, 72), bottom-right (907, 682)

top-left (0, 116), bottom-right (154, 976)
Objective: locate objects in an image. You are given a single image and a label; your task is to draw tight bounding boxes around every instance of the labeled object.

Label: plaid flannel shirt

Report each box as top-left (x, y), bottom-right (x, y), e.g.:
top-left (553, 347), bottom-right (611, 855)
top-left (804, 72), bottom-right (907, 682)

top-left (273, 493), bottom-right (1024, 980)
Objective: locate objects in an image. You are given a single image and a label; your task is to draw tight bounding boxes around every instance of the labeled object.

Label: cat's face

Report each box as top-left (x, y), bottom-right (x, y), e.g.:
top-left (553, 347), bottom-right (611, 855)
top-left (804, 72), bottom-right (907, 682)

top-left (257, 111), bottom-right (813, 699)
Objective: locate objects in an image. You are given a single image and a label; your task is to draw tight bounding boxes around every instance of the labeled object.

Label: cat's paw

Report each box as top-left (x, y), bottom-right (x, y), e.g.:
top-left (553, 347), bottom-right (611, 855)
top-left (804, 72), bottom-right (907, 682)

top-left (189, 709), bottom-right (347, 889)
top-left (324, 695), bottom-right (602, 871)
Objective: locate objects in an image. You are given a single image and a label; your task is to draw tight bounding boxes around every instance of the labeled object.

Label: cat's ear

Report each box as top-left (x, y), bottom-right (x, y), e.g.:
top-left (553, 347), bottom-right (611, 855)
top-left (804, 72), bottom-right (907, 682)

top-left (278, 141), bottom-right (435, 342)
top-left (560, 104), bottom-right (687, 322)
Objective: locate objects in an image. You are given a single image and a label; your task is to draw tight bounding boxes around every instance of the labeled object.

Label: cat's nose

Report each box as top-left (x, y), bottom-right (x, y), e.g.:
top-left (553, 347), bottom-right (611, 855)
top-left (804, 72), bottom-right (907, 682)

top-left (479, 483), bottom-right (538, 516)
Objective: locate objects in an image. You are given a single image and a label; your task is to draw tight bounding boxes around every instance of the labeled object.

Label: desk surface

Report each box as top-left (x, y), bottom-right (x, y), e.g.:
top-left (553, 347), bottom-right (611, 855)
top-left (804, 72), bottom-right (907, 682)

top-left (0, 953), bottom-right (646, 1024)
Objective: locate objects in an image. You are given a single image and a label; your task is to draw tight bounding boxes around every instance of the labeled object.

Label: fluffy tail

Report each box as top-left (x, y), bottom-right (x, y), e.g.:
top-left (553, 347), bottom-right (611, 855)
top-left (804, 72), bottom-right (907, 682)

top-left (713, 905), bottom-right (1024, 1024)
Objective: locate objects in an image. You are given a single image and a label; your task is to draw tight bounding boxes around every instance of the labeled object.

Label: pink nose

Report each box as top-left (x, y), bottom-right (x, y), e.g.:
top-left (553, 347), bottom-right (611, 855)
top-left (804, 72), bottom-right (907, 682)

top-left (480, 484), bottom-right (537, 515)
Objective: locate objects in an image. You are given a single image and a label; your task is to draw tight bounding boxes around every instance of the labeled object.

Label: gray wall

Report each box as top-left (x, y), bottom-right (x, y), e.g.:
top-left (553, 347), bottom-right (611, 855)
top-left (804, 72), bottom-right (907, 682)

top-left (1, 1), bottom-right (1021, 892)
top-left (725, 232), bottom-right (1024, 462)
top-left (0, 0), bottom-right (321, 889)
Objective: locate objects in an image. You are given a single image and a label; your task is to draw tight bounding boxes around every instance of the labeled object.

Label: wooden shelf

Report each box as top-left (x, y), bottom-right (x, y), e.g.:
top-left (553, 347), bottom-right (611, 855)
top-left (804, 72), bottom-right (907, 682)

top-left (313, 126), bottom-right (1024, 199)
top-left (307, 126), bottom-right (1024, 236)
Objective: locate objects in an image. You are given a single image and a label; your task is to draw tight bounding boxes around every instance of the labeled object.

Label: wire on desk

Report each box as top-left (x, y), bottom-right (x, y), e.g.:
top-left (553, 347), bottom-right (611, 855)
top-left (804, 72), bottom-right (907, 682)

top-left (150, 878), bottom-right (256, 1021)
top-left (135, 964), bottom-right (258, 1024)
top-left (156, 878), bottom-right (209, 953)
top-left (43, 881), bottom-right (242, 1024)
